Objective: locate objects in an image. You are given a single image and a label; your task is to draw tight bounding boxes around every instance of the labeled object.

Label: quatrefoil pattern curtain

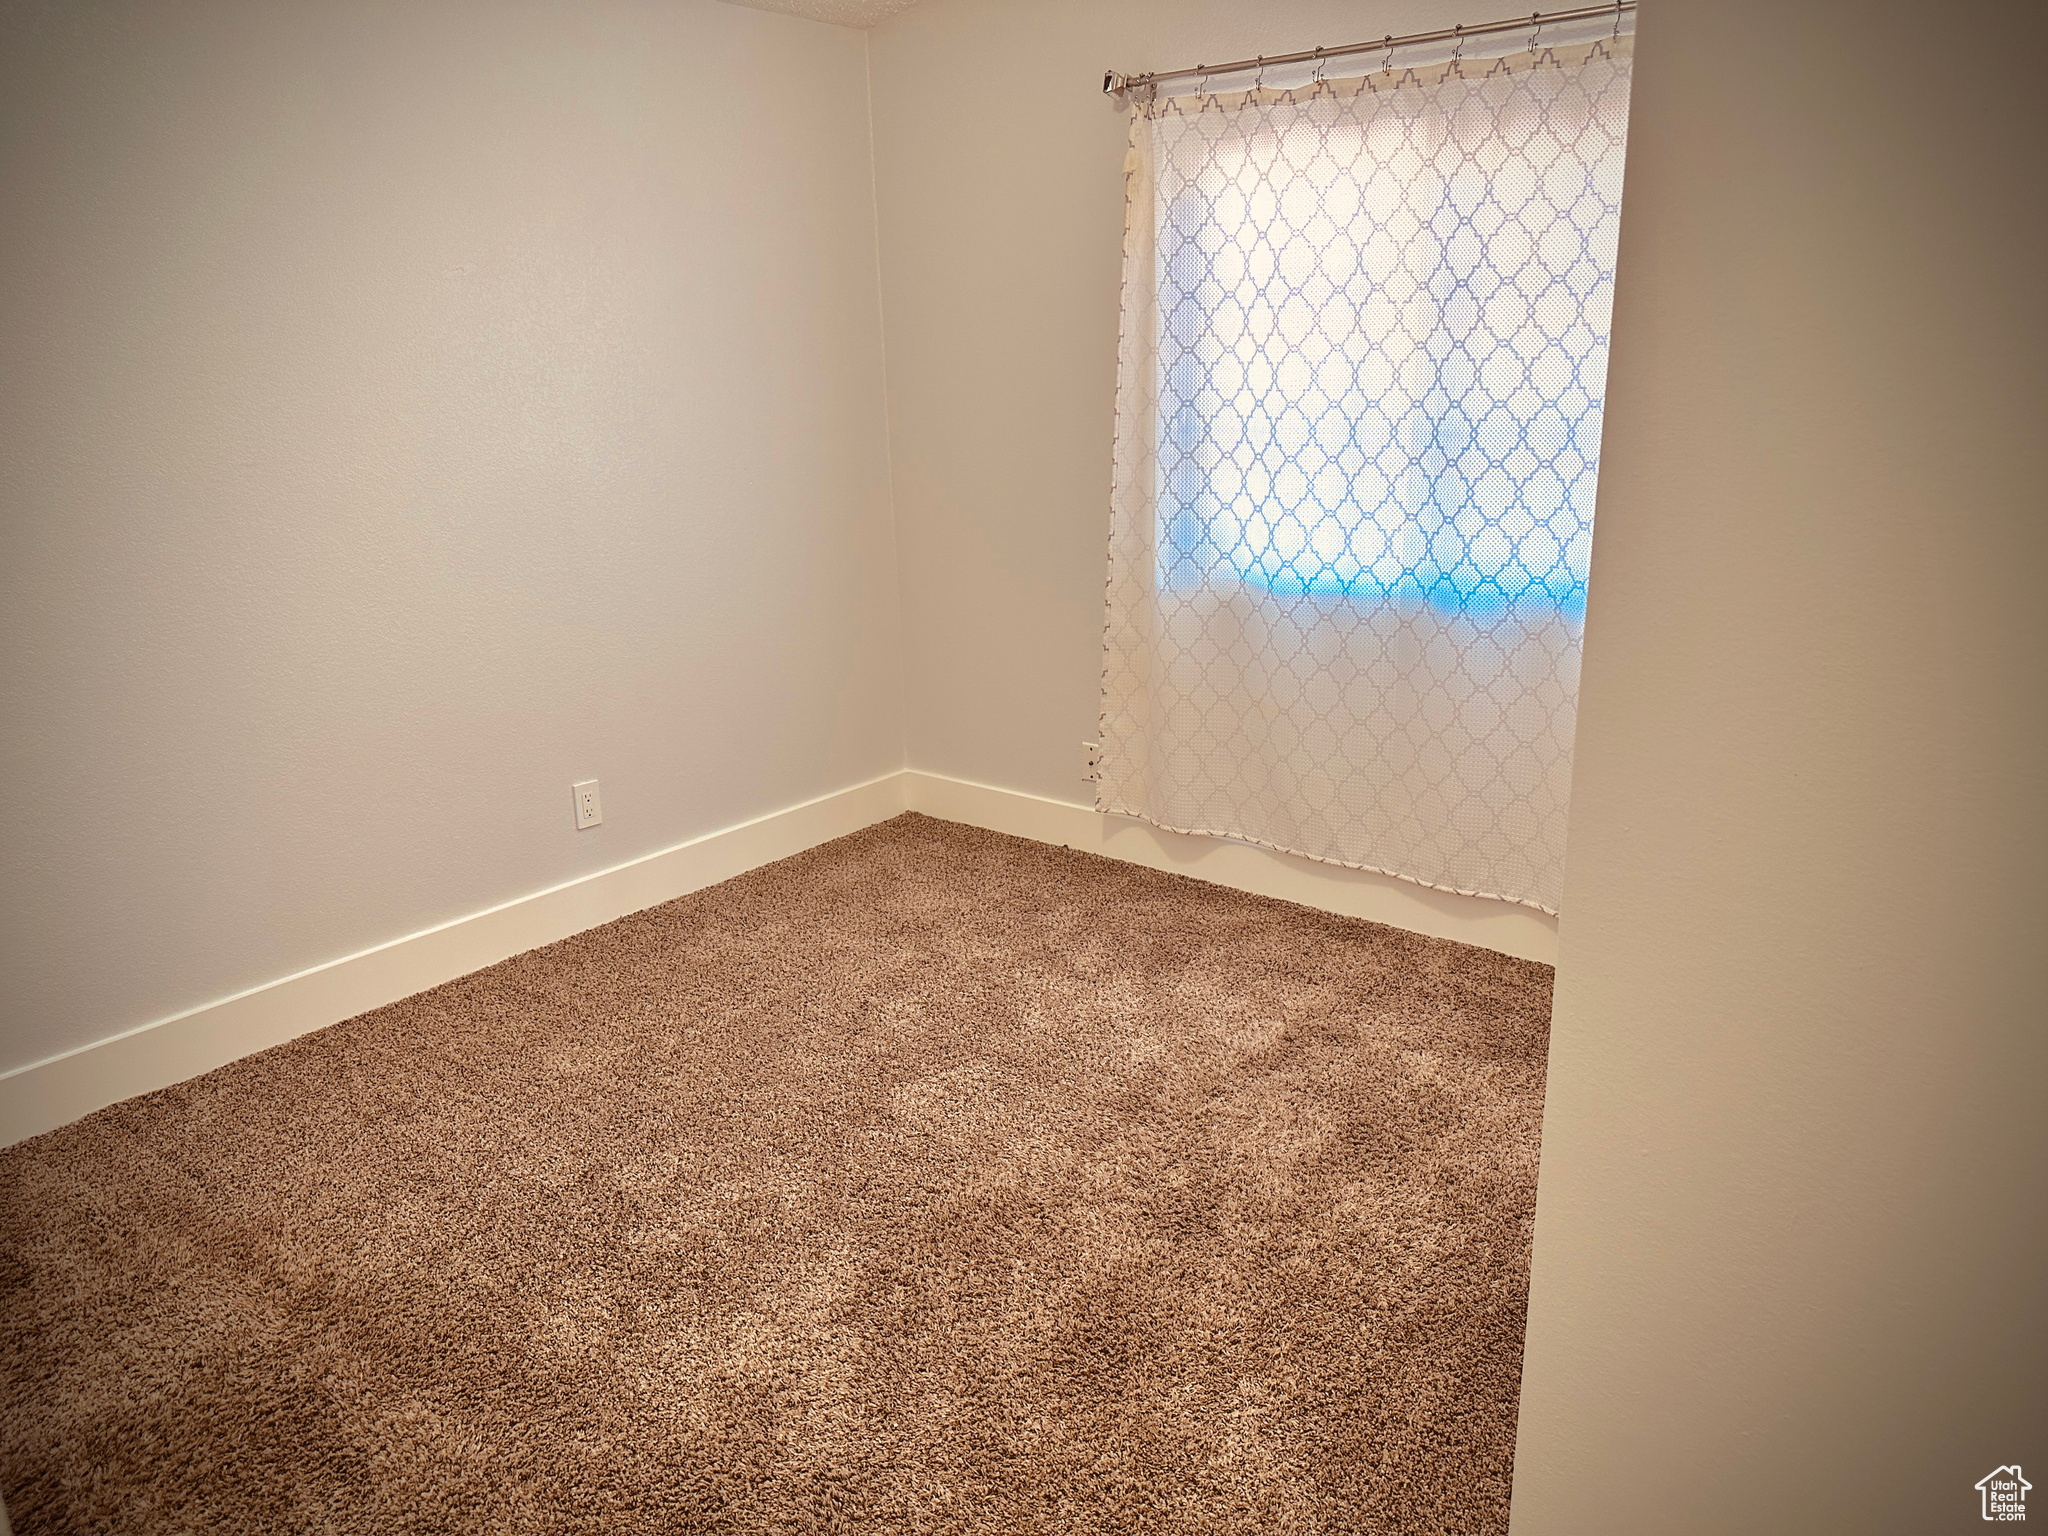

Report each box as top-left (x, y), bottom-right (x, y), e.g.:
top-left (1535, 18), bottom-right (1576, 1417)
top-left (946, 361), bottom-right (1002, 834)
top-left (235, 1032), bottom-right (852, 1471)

top-left (1098, 39), bottom-right (1633, 912)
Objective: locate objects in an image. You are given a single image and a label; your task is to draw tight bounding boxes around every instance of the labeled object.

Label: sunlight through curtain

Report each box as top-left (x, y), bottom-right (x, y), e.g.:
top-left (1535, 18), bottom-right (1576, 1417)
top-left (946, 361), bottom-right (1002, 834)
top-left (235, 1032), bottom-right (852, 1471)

top-left (1099, 37), bottom-right (1633, 912)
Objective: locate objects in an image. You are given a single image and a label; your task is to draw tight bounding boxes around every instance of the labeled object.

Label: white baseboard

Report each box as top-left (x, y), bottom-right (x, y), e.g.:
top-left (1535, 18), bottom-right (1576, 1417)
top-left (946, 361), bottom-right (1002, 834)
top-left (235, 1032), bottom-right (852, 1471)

top-left (903, 771), bottom-right (1559, 968)
top-left (1, 766), bottom-right (1555, 1149)
top-left (0, 773), bottom-right (909, 1149)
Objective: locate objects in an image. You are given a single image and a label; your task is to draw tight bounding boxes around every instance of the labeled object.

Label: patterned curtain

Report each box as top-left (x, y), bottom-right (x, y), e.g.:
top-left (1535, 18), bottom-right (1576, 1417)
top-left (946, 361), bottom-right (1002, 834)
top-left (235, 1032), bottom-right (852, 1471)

top-left (1098, 38), bottom-right (1633, 913)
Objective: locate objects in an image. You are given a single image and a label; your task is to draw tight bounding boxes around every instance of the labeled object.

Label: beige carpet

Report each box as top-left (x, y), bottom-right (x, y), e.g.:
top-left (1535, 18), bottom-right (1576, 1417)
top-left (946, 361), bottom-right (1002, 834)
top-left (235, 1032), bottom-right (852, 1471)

top-left (0, 814), bottom-right (1554, 1534)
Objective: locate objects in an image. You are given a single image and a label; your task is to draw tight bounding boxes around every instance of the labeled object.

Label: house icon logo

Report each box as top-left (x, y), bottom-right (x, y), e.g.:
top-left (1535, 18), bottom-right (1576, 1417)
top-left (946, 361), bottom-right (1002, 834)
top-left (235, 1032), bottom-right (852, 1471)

top-left (1977, 1465), bottom-right (2030, 1522)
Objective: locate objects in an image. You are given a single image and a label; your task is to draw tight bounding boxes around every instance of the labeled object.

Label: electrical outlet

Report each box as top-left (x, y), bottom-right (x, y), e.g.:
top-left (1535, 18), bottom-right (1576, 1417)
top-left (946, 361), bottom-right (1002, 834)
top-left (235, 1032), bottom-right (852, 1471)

top-left (572, 779), bottom-right (602, 830)
top-left (1081, 740), bottom-right (1102, 782)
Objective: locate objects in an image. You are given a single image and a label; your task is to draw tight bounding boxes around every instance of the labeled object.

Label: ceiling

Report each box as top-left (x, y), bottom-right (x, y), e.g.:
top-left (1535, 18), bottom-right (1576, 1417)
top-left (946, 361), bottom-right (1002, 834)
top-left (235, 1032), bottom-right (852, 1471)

top-left (720, 0), bottom-right (924, 28)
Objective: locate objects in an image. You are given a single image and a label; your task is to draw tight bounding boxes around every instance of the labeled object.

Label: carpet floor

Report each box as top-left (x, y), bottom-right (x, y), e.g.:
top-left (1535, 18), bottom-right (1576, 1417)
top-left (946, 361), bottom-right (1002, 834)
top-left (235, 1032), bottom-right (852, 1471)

top-left (0, 814), bottom-right (1554, 1535)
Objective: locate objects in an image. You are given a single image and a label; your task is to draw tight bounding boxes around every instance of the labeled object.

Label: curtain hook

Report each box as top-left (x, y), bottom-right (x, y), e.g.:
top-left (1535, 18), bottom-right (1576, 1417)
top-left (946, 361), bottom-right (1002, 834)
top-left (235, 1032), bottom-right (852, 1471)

top-left (1382, 33), bottom-right (1396, 75)
top-left (1612, 0), bottom-right (1624, 39)
top-left (1529, 11), bottom-right (1544, 51)
top-left (1310, 45), bottom-right (1327, 87)
top-left (1452, 24), bottom-right (1466, 66)
top-left (1253, 54), bottom-right (1267, 92)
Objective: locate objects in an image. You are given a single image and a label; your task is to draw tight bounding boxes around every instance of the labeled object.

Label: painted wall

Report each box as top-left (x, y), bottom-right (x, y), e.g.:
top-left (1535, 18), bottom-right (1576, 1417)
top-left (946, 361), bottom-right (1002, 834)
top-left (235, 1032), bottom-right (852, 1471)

top-left (1509, 1), bottom-right (2048, 1531)
top-left (0, 0), bottom-right (905, 1075)
top-left (863, 0), bottom-right (1563, 958)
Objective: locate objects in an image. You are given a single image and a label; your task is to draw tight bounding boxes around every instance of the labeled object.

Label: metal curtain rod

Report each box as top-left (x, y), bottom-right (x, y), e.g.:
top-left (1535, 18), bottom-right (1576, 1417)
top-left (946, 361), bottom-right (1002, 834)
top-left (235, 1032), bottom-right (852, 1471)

top-left (1103, 0), bottom-right (1635, 95)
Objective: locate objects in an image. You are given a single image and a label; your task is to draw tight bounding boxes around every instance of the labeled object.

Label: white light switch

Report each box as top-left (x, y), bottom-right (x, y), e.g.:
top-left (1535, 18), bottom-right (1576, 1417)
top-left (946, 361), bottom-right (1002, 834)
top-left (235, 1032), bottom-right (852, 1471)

top-left (572, 779), bottom-right (602, 830)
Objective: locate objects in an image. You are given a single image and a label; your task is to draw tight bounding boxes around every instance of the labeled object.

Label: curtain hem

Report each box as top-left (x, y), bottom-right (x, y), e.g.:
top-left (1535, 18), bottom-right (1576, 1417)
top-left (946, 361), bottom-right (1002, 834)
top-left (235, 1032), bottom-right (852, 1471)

top-left (1093, 796), bottom-right (1563, 917)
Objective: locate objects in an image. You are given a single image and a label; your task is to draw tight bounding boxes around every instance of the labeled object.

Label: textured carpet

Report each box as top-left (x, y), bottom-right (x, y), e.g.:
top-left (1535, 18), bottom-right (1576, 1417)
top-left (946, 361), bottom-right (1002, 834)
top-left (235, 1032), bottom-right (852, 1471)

top-left (0, 813), bottom-right (1554, 1535)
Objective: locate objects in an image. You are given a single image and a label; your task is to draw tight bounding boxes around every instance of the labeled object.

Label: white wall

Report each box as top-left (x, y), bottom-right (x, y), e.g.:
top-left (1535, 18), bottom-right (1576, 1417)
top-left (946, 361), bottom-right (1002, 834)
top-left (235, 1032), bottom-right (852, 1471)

top-left (864, 0), bottom-right (1561, 958)
top-left (0, 0), bottom-right (905, 1076)
top-left (1509, 1), bottom-right (2048, 1531)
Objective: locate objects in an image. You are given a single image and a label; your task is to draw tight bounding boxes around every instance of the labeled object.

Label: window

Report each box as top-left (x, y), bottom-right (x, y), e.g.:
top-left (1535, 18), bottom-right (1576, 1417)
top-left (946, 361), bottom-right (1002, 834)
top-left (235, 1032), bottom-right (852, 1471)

top-left (1100, 41), bottom-right (1633, 912)
top-left (1157, 85), bottom-right (1618, 620)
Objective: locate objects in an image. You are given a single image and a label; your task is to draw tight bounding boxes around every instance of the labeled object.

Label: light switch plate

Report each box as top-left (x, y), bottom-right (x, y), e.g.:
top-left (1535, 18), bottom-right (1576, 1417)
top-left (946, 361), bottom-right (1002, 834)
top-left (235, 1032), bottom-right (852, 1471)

top-left (572, 779), bottom-right (602, 830)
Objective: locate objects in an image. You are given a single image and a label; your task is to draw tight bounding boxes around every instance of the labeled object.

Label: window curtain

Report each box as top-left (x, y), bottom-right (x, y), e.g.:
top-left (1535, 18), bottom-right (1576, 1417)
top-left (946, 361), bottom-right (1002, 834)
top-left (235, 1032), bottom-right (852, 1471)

top-left (1098, 38), bottom-right (1633, 913)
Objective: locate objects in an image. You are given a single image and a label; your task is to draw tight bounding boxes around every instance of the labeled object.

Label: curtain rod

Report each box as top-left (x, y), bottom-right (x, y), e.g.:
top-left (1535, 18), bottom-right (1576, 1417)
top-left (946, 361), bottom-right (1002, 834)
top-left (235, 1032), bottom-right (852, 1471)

top-left (1103, 0), bottom-right (1635, 96)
